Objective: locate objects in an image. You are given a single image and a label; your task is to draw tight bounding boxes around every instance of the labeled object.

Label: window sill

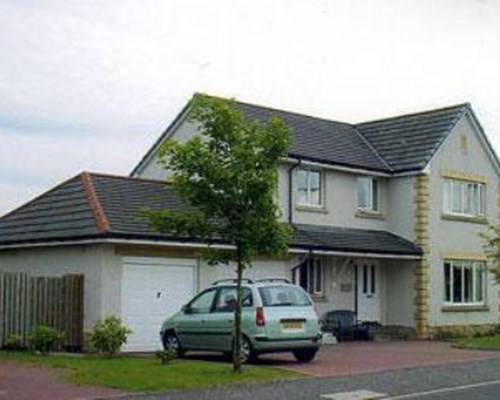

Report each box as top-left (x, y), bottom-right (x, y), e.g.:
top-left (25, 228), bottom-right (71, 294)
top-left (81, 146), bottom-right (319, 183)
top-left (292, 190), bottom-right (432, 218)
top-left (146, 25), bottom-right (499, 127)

top-left (356, 210), bottom-right (385, 220)
top-left (441, 305), bottom-right (489, 313)
top-left (441, 214), bottom-right (487, 224)
top-left (295, 205), bottom-right (328, 214)
top-left (310, 294), bottom-right (327, 303)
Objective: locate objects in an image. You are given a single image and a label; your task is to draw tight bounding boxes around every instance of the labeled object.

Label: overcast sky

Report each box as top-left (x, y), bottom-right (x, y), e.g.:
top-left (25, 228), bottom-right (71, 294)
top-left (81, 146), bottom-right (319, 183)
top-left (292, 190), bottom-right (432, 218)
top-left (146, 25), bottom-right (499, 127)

top-left (1, 0), bottom-right (500, 215)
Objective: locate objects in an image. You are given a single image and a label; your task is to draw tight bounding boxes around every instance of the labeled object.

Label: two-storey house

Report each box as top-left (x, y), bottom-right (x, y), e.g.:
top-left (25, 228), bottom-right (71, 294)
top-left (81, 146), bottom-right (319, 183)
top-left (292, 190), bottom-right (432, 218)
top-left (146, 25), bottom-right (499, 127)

top-left (1, 96), bottom-right (499, 351)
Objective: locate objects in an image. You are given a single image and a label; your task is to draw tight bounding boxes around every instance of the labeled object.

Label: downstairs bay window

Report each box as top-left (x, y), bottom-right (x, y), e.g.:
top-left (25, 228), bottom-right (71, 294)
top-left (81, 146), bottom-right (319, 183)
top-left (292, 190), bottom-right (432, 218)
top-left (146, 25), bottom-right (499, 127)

top-left (444, 260), bottom-right (486, 305)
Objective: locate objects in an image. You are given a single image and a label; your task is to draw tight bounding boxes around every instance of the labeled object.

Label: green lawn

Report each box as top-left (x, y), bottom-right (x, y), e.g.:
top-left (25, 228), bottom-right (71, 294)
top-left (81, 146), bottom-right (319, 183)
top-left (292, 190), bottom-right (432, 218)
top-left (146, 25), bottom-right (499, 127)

top-left (454, 335), bottom-right (500, 350)
top-left (0, 351), bottom-right (300, 392)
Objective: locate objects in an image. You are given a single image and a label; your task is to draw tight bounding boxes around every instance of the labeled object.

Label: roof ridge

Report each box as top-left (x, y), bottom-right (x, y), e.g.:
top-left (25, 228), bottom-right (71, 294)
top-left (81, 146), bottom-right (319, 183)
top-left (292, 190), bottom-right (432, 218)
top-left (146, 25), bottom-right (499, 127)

top-left (89, 171), bottom-right (171, 185)
top-left (0, 174), bottom-right (81, 221)
top-left (81, 172), bottom-right (110, 233)
top-left (356, 103), bottom-right (470, 127)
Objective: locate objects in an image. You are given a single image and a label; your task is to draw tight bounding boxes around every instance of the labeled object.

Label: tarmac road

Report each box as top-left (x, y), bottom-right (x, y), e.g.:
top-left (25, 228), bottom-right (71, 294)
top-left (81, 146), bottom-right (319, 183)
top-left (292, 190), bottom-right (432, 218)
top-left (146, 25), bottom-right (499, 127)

top-left (124, 357), bottom-right (500, 400)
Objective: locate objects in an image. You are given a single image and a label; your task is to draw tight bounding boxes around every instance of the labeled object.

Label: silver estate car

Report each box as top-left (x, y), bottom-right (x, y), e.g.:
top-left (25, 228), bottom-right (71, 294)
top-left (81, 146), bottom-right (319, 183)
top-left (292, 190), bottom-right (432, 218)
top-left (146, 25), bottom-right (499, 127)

top-left (160, 279), bottom-right (322, 363)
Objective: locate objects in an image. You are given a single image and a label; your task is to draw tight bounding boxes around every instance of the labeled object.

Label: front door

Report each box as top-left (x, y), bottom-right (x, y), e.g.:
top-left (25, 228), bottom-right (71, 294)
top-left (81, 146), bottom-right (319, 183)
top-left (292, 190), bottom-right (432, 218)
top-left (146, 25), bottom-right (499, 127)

top-left (356, 262), bottom-right (382, 322)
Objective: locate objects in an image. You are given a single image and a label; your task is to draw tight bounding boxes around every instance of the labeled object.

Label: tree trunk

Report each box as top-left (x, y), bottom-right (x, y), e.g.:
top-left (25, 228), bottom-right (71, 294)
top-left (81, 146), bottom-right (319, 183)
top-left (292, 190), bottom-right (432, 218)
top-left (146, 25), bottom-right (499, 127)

top-left (233, 245), bottom-right (243, 373)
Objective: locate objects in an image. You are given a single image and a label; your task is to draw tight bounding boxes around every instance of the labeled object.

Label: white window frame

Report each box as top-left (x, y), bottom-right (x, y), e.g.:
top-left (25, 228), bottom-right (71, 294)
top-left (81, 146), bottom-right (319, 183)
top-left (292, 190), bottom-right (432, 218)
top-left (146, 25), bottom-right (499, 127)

top-left (443, 179), bottom-right (485, 218)
top-left (362, 264), bottom-right (376, 295)
top-left (293, 258), bottom-right (323, 296)
top-left (357, 176), bottom-right (379, 212)
top-left (444, 260), bottom-right (486, 305)
top-left (296, 168), bottom-right (323, 207)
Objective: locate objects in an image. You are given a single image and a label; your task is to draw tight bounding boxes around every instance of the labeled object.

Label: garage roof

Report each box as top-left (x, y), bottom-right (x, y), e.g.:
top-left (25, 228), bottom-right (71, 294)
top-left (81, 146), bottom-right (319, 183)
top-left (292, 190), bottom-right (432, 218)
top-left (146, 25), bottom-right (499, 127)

top-left (0, 173), bottom-right (421, 257)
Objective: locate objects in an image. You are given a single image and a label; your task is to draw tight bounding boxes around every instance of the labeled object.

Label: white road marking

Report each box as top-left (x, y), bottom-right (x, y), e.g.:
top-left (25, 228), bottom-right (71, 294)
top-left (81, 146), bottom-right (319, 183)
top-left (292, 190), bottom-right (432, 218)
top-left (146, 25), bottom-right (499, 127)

top-left (388, 378), bottom-right (500, 399)
top-left (321, 390), bottom-right (388, 400)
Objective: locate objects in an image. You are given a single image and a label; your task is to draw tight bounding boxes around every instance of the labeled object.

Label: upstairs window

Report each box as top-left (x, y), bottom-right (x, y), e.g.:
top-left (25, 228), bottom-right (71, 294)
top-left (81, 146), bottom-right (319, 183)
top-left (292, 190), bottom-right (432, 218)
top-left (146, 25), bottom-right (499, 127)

top-left (443, 179), bottom-right (485, 217)
top-left (297, 169), bottom-right (322, 207)
top-left (357, 177), bottom-right (379, 212)
top-left (444, 260), bottom-right (486, 305)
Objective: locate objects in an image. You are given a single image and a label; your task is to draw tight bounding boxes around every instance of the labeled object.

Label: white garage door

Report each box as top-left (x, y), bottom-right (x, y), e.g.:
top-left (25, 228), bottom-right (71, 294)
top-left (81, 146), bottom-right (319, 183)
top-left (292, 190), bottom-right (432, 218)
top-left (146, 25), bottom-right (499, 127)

top-left (121, 257), bottom-right (197, 352)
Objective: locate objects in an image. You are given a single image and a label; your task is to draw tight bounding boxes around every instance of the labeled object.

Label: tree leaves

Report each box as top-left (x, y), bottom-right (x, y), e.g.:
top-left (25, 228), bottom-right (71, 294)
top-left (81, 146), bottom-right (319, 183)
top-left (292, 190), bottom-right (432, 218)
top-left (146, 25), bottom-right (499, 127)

top-left (149, 94), bottom-right (293, 267)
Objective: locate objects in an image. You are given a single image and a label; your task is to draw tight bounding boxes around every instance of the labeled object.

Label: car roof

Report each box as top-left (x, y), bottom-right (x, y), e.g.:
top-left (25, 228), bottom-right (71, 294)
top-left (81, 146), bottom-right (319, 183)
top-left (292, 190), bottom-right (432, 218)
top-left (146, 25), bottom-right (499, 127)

top-left (210, 279), bottom-right (296, 289)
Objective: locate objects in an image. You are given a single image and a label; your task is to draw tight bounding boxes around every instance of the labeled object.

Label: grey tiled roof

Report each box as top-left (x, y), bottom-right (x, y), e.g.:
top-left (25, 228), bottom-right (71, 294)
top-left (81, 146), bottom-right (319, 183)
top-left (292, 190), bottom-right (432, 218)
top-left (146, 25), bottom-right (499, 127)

top-left (0, 176), bottom-right (100, 244)
top-left (235, 102), bottom-right (390, 172)
top-left (0, 173), bottom-right (421, 256)
top-left (356, 104), bottom-right (469, 172)
top-left (132, 96), bottom-right (473, 175)
top-left (293, 224), bottom-right (422, 256)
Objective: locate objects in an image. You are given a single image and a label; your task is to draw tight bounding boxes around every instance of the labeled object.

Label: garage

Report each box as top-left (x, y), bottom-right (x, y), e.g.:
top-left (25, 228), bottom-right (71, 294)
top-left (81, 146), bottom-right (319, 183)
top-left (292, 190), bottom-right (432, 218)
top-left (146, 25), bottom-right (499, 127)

top-left (121, 257), bottom-right (197, 352)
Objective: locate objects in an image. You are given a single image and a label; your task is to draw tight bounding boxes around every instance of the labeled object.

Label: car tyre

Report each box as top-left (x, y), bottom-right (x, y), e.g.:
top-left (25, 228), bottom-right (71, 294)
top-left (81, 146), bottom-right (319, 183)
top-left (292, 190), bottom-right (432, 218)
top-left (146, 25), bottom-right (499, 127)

top-left (293, 348), bottom-right (317, 363)
top-left (162, 331), bottom-right (185, 358)
top-left (234, 335), bottom-right (256, 364)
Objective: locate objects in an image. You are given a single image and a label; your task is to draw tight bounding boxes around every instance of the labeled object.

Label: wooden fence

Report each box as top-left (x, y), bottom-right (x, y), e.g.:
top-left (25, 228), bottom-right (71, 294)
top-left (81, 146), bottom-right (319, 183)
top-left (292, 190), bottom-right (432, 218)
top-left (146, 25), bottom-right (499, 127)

top-left (0, 273), bottom-right (84, 350)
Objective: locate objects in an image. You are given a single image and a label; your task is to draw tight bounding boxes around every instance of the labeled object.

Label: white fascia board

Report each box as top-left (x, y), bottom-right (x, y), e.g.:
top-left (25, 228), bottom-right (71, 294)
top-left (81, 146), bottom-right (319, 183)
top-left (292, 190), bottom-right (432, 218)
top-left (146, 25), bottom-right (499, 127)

top-left (282, 157), bottom-right (392, 177)
top-left (0, 238), bottom-right (235, 251)
top-left (289, 248), bottom-right (421, 260)
top-left (0, 238), bottom-right (421, 259)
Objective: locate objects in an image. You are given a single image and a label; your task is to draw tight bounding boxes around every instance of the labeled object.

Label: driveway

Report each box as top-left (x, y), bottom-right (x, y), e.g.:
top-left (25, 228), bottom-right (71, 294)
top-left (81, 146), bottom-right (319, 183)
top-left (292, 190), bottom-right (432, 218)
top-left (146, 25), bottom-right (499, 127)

top-left (0, 360), bottom-right (122, 400)
top-left (262, 340), bottom-right (500, 377)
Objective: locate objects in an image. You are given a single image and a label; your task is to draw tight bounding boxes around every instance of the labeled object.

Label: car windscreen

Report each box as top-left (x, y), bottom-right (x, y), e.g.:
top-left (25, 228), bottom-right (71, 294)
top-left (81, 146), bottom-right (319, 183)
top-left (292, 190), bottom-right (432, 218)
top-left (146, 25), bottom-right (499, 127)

top-left (258, 285), bottom-right (312, 307)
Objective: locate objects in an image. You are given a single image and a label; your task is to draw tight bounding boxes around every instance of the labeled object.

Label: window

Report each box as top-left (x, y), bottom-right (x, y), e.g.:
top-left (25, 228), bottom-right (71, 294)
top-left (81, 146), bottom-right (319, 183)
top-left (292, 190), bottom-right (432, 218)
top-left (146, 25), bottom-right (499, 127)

top-left (362, 264), bottom-right (376, 295)
top-left (444, 260), bottom-right (486, 305)
top-left (188, 288), bottom-right (217, 314)
top-left (357, 177), bottom-right (379, 212)
top-left (443, 179), bottom-right (485, 217)
top-left (214, 287), bottom-right (253, 312)
top-left (258, 286), bottom-right (312, 307)
top-left (297, 169), bottom-right (322, 207)
top-left (293, 258), bottom-right (323, 296)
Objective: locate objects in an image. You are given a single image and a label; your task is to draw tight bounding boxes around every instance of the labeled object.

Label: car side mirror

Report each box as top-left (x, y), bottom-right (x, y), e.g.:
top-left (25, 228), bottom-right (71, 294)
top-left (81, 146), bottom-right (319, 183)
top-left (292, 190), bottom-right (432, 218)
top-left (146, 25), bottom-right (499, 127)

top-left (182, 304), bottom-right (192, 314)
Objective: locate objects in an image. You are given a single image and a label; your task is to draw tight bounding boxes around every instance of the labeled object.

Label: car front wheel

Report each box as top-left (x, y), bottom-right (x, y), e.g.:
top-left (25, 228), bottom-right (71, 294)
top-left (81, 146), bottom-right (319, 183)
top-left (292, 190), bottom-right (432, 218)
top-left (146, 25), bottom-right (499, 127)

top-left (162, 331), bottom-right (184, 357)
top-left (293, 348), bottom-right (318, 363)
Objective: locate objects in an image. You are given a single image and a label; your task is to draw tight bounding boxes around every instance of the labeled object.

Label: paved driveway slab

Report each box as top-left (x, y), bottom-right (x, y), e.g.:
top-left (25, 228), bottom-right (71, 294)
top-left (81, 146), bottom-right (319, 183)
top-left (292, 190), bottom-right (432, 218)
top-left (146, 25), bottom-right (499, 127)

top-left (0, 361), bottom-right (123, 400)
top-left (264, 341), bottom-right (500, 377)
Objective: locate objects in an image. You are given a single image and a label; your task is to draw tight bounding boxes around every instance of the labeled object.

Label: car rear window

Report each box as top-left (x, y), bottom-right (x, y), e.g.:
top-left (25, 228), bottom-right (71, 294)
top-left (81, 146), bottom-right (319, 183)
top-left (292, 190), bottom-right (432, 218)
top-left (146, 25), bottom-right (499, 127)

top-left (258, 285), bottom-right (312, 307)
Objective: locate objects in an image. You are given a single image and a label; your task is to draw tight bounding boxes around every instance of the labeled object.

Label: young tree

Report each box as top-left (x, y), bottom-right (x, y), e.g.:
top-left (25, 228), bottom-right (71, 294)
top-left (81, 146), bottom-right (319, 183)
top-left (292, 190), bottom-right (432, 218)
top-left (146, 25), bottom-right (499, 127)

top-left (480, 224), bottom-right (500, 284)
top-left (147, 95), bottom-right (293, 372)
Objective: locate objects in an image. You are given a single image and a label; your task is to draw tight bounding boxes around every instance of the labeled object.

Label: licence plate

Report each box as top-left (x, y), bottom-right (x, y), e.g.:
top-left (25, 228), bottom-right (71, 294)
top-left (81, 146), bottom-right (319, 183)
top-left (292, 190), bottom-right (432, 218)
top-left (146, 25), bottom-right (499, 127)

top-left (281, 321), bottom-right (304, 330)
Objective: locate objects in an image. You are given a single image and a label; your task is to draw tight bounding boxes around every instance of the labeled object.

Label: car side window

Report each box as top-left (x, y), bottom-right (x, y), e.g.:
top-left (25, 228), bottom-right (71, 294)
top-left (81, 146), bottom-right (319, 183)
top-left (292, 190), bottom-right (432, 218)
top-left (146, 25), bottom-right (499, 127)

top-left (188, 289), bottom-right (217, 314)
top-left (214, 287), bottom-right (253, 312)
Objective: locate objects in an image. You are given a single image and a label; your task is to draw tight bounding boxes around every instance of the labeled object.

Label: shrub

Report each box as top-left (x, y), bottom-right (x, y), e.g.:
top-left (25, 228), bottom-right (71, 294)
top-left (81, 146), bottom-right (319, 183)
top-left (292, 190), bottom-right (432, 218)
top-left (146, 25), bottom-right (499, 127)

top-left (3, 334), bottom-right (25, 351)
top-left (90, 316), bottom-right (132, 358)
top-left (28, 326), bottom-right (64, 355)
top-left (155, 349), bottom-right (177, 365)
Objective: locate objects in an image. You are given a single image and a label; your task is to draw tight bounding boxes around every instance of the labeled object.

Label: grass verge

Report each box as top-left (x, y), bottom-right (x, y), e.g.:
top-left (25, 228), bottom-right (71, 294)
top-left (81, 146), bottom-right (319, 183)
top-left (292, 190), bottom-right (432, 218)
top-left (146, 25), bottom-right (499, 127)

top-left (0, 351), bottom-right (300, 392)
top-left (454, 335), bottom-right (500, 350)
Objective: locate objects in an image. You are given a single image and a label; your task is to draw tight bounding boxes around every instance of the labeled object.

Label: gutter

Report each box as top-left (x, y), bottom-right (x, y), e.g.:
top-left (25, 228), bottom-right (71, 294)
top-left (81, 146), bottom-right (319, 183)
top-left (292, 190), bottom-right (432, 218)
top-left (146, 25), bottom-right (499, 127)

top-left (0, 237), bottom-right (422, 259)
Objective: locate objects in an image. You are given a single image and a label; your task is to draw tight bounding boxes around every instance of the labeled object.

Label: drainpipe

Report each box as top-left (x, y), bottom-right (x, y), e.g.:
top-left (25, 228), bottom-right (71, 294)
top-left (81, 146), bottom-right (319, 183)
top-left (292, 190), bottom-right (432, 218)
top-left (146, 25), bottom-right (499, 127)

top-left (288, 159), bottom-right (302, 224)
top-left (353, 260), bottom-right (358, 315)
